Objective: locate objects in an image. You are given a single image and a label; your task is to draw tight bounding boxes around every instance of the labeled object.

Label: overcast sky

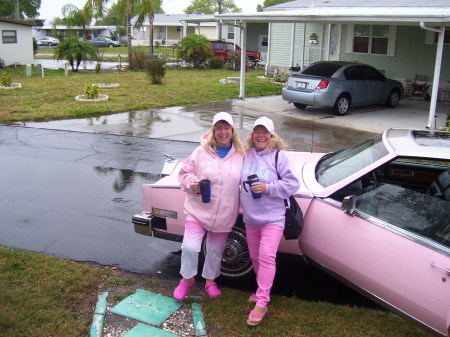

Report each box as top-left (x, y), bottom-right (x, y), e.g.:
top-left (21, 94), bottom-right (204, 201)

top-left (38, 0), bottom-right (263, 23)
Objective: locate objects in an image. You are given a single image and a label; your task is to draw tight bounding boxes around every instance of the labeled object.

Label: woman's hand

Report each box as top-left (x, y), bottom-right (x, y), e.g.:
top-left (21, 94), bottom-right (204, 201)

top-left (251, 182), bottom-right (266, 194)
top-left (190, 180), bottom-right (200, 194)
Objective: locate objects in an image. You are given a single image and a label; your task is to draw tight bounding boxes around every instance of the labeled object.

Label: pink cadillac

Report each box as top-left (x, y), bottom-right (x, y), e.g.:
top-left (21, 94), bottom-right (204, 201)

top-left (133, 129), bottom-right (450, 336)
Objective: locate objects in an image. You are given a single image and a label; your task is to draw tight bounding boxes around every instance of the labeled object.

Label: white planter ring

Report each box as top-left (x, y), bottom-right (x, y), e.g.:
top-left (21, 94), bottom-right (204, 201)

top-left (75, 94), bottom-right (109, 102)
top-left (0, 83), bottom-right (22, 89)
top-left (92, 83), bottom-right (120, 88)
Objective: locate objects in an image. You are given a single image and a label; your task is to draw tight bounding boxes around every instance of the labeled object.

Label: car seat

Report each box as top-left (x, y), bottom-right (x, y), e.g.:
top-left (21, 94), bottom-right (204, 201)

top-left (427, 168), bottom-right (450, 201)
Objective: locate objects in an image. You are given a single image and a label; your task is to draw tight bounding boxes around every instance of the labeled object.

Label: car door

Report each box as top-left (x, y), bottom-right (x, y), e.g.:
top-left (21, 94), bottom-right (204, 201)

top-left (300, 185), bottom-right (450, 336)
top-left (343, 66), bottom-right (368, 105)
top-left (362, 66), bottom-right (387, 103)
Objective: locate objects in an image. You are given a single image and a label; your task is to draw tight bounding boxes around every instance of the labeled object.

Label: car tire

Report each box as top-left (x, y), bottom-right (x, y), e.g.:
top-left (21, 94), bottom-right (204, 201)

top-left (48, 42), bottom-right (53, 46)
top-left (386, 89), bottom-right (400, 108)
top-left (108, 44), bottom-right (113, 48)
top-left (200, 218), bottom-right (252, 279)
top-left (293, 103), bottom-right (308, 109)
top-left (332, 95), bottom-right (351, 116)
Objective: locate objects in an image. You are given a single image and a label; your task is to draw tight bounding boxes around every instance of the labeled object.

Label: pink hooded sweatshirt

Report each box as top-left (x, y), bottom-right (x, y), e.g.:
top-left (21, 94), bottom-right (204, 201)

top-left (179, 131), bottom-right (244, 233)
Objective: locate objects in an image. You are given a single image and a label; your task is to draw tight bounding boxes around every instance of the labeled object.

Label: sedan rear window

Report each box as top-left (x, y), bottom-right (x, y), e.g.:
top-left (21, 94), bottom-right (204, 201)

top-left (302, 63), bottom-right (342, 77)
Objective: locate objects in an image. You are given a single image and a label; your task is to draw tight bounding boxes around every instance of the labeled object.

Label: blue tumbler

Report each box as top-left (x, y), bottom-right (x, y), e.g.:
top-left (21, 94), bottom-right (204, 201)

top-left (243, 174), bottom-right (261, 199)
top-left (199, 179), bottom-right (211, 203)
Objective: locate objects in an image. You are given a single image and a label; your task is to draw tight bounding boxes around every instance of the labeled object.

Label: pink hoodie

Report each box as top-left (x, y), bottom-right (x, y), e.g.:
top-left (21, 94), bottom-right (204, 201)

top-left (179, 131), bottom-right (244, 232)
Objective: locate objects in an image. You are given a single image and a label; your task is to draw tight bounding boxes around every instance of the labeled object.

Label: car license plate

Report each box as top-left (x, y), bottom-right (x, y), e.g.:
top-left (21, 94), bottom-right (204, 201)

top-left (296, 82), bottom-right (307, 89)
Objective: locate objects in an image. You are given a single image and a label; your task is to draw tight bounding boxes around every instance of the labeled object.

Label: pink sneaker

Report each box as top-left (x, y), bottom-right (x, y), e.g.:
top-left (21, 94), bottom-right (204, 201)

top-left (205, 282), bottom-right (222, 298)
top-left (173, 279), bottom-right (194, 301)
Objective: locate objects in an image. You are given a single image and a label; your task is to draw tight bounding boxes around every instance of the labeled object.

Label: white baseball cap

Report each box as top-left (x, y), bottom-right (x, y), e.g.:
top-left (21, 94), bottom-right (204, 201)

top-left (213, 112), bottom-right (234, 126)
top-left (253, 116), bottom-right (274, 133)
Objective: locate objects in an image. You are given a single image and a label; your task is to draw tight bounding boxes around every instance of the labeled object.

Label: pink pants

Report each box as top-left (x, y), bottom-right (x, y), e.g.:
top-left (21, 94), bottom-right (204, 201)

top-left (246, 224), bottom-right (284, 308)
top-left (180, 221), bottom-right (229, 281)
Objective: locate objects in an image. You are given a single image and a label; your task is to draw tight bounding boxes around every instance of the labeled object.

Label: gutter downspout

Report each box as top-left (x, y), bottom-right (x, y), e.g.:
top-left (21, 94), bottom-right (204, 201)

top-left (239, 21), bottom-right (247, 128)
top-left (420, 22), bottom-right (445, 129)
top-left (290, 23), bottom-right (295, 67)
top-left (265, 23), bottom-right (272, 75)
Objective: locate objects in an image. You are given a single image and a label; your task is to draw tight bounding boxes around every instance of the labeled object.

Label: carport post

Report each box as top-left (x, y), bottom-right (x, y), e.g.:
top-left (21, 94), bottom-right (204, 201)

top-left (423, 23), bottom-right (445, 129)
top-left (239, 21), bottom-right (247, 129)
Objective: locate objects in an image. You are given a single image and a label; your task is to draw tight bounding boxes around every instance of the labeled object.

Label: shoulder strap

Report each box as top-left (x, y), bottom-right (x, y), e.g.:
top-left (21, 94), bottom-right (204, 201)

top-left (275, 150), bottom-right (289, 207)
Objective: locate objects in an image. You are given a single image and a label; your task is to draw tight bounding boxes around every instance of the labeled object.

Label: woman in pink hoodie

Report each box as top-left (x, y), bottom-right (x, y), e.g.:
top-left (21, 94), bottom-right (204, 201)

top-left (240, 117), bottom-right (300, 326)
top-left (173, 112), bottom-right (245, 301)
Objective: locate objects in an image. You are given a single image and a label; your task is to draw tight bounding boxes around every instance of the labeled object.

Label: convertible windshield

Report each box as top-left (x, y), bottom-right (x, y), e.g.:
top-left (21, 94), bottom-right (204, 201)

top-left (316, 134), bottom-right (389, 187)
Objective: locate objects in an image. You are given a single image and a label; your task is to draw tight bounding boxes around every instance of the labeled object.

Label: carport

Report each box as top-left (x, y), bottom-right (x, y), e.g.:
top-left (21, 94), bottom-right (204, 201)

top-left (189, 2), bottom-right (450, 130)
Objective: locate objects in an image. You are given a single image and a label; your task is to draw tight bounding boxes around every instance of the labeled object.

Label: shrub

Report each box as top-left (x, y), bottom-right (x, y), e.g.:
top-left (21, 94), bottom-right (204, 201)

top-left (84, 84), bottom-right (99, 99)
top-left (208, 56), bottom-right (224, 69)
top-left (0, 72), bottom-right (12, 87)
top-left (95, 63), bottom-right (101, 73)
top-left (225, 50), bottom-right (241, 70)
top-left (144, 58), bottom-right (166, 84)
top-left (132, 47), bottom-right (154, 71)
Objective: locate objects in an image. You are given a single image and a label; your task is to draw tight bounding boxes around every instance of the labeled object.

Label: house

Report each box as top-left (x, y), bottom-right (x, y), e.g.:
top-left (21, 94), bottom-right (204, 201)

top-left (213, 0), bottom-right (450, 128)
top-left (130, 13), bottom-right (218, 47)
top-left (0, 18), bottom-right (34, 66)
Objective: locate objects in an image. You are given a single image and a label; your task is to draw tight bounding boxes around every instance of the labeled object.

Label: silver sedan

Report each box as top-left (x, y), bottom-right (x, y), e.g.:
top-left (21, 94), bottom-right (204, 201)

top-left (282, 61), bottom-right (404, 116)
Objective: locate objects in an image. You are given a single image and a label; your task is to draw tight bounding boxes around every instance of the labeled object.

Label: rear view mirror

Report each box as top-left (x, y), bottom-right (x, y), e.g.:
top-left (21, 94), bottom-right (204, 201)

top-left (342, 195), bottom-right (356, 215)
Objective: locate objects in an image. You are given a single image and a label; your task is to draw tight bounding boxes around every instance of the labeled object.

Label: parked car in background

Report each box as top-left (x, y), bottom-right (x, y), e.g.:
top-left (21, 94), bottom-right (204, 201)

top-left (132, 128), bottom-right (450, 336)
top-left (36, 36), bottom-right (60, 46)
top-left (89, 37), bottom-right (121, 48)
top-left (210, 41), bottom-right (260, 63)
top-left (282, 61), bottom-right (404, 116)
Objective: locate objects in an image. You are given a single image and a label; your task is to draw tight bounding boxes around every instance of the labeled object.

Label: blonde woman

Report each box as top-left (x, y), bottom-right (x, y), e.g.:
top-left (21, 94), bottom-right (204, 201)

top-left (174, 112), bottom-right (244, 301)
top-left (240, 117), bottom-right (300, 326)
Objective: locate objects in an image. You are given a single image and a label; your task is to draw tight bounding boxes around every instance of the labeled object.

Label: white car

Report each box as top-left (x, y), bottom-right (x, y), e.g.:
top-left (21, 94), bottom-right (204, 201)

top-left (36, 37), bottom-right (60, 46)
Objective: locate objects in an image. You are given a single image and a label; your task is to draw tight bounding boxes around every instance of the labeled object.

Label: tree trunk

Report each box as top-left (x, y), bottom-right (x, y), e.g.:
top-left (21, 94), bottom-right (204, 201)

top-left (126, 4), bottom-right (133, 70)
top-left (149, 14), bottom-right (154, 56)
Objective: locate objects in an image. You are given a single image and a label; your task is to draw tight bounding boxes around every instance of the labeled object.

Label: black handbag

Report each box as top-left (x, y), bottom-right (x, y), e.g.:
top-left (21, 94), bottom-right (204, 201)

top-left (275, 151), bottom-right (304, 240)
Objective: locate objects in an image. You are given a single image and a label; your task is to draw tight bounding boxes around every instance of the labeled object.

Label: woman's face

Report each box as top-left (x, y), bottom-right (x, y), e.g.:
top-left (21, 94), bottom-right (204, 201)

top-left (214, 121), bottom-right (233, 147)
top-left (252, 125), bottom-right (272, 152)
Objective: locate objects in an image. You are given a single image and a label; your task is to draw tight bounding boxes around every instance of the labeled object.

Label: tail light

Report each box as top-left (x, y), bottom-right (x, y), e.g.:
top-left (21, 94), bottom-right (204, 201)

top-left (316, 80), bottom-right (329, 89)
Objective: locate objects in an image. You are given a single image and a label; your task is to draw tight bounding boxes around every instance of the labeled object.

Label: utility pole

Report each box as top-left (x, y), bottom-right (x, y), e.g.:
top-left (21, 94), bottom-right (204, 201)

top-left (15, 0), bottom-right (19, 19)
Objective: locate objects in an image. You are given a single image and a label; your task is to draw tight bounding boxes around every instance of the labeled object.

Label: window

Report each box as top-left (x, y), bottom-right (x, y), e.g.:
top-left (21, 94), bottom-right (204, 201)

top-left (433, 28), bottom-right (450, 44)
top-left (2, 30), bottom-right (17, 44)
top-left (353, 25), bottom-right (389, 54)
top-left (227, 26), bottom-right (234, 40)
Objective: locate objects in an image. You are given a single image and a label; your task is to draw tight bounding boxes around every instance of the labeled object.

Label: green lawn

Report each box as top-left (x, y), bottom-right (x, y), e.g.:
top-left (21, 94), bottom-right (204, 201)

top-left (0, 66), bottom-right (275, 123)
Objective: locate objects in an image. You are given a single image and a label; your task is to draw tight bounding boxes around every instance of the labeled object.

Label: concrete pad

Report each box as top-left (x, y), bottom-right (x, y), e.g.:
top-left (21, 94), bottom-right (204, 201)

top-left (122, 323), bottom-right (181, 337)
top-left (110, 289), bottom-right (182, 326)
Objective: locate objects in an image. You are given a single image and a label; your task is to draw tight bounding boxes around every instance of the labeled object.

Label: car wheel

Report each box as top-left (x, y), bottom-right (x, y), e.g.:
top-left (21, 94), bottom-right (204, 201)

top-left (200, 221), bottom-right (252, 279)
top-left (48, 42), bottom-right (53, 46)
top-left (332, 95), bottom-right (351, 116)
top-left (108, 44), bottom-right (113, 48)
top-left (386, 89), bottom-right (400, 108)
top-left (293, 103), bottom-right (307, 109)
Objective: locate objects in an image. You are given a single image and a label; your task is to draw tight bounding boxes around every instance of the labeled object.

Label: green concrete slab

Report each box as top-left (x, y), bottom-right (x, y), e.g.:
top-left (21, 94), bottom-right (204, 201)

top-left (192, 303), bottom-right (207, 337)
top-left (110, 289), bottom-right (182, 326)
top-left (122, 323), bottom-right (181, 337)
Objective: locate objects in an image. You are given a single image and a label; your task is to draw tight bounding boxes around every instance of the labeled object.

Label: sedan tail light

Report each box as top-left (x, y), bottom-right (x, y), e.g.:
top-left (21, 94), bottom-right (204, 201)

top-left (316, 80), bottom-right (329, 89)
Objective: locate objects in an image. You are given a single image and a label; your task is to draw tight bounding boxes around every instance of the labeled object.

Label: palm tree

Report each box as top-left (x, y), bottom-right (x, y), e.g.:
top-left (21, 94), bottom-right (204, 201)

top-left (52, 4), bottom-right (93, 40)
top-left (134, 0), bottom-right (163, 56)
top-left (178, 34), bottom-right (213, 69)
top-left (54, 37), bottom-right (99, 72)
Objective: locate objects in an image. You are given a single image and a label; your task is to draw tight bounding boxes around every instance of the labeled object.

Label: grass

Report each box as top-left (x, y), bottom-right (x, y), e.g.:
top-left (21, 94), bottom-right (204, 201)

top-left (0, 246), bottom-right (433, 337)
top-left (0, 246), bottom-right (108, 337)
top-left (0, 65), bottom-right (277, 123)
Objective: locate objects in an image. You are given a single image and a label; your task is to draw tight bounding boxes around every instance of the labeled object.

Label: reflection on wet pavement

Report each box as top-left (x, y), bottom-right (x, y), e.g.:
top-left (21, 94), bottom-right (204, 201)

top-left (23, 100), bottom-right (374, 153)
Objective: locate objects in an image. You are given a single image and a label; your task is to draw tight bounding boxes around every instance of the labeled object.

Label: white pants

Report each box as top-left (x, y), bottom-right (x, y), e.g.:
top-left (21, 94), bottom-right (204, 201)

top-left (180, 220), bottom-right (229, 280)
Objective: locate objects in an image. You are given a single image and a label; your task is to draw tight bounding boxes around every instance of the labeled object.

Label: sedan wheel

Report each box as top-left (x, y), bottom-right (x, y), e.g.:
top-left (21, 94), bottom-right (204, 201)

top-left (386, 89), bottom-right (400, 108)
top-left (108, 44), bottom-right (113, 48)
top-left (293, 103), bottom-right (308, 109)
top-left (48, 42), bottom-right (53, 46)
top-left (333, 95), bottom-right (350, 116)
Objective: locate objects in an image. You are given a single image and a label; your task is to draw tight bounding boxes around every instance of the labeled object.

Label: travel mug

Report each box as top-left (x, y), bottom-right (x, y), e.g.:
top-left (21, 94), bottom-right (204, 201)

top-left (243, 174), bottom-right (261, 199)
top-left (199, 179), bottom-right (211, 203)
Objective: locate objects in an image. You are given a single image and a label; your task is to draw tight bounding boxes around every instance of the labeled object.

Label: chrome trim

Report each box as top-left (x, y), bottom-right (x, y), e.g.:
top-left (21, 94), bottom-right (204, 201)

top-left (151, 186), bottom-right (181, 189)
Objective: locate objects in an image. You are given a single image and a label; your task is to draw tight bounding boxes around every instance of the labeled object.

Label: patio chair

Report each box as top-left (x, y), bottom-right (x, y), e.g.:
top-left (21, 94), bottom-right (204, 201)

top-left (409, 74), bottom-right (430, 100)
top-left (440, 81), bottom-right (450, 102)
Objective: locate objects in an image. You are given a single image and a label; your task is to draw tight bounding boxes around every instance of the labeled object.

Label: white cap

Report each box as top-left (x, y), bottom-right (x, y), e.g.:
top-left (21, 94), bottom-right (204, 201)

top-left (253, 116), bottom-right (274, 133)
top-left (213, 112), bottom-right (234, 126)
